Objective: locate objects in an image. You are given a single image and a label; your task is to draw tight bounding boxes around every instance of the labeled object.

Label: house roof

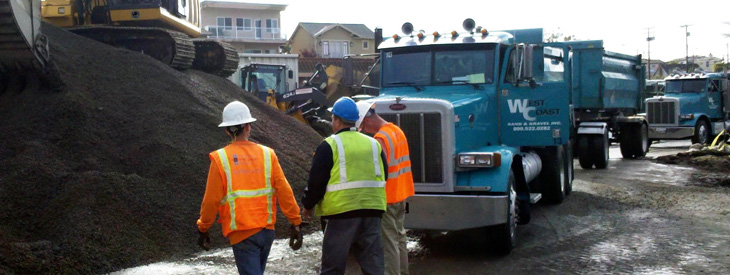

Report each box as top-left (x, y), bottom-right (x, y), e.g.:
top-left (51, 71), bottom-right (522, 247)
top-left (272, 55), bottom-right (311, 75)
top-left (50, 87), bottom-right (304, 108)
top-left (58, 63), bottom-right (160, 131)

top-left (200, 0), bottom-right (287, 11)
top-left (297, 23), bottom-right (374, 39)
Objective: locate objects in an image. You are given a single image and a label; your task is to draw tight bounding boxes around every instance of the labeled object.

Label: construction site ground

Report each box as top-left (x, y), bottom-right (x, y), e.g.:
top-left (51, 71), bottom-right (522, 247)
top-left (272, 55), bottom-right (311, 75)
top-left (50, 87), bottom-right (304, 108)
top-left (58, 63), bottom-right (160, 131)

top-left (116, 140), bottom-right (730, 274)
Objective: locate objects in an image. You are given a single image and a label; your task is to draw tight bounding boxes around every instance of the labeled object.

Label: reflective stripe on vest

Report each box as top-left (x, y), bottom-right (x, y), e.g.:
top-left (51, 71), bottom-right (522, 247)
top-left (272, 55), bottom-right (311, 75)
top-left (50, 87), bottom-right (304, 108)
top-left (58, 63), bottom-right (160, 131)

top-left (377, 130), bottom-right (412, 178)
top-left (216, 146), bottom-right (274, 231)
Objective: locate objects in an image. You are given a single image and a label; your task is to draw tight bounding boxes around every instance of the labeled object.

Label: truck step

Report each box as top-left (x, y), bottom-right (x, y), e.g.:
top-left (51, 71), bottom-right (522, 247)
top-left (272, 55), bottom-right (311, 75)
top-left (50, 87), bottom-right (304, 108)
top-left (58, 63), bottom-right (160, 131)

top-left (529, 193), bottom-right (542, 204)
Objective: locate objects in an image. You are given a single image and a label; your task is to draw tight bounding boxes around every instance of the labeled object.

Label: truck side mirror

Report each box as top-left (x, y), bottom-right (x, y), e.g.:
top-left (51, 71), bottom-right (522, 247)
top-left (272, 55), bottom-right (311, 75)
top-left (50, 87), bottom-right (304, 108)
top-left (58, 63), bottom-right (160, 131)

top-left (721, 79), bottom-right (728, 91)
top-left (521, 44), bottom-right (534, 80)
top-left (288, 69), bottom-right (294, 79)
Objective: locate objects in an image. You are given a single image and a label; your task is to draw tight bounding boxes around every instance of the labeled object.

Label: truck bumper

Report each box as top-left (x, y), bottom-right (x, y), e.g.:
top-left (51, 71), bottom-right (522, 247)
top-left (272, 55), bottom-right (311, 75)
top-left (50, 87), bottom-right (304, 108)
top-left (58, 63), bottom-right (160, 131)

top-left (648, 126), bottom-right (693, 139)
top-left (404, 194), bottom-right (507, 231)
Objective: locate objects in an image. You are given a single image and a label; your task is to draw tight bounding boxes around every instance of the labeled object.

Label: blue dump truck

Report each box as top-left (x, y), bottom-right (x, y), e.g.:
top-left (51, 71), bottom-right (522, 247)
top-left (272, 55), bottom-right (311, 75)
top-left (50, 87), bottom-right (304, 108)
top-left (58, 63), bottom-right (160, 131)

top-left (645, 72), bottom-right (730, 145)
top-left (567, 41), bottom-right (648, 169)
top-left (364, 19), bottom-right (647, 253)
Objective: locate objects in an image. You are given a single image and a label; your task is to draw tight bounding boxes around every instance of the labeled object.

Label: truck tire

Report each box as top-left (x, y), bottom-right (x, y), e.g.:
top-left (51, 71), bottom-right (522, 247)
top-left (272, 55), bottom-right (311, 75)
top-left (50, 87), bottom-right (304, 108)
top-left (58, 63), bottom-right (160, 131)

top-left (619, 123), bottom-right (649, 158)
top-left (538, 146), bottom-right (566, 204)
top-left (577, 135), bottom-right (594, 169)
top-left (591, 132), bottom-right (609, 169)
top-left (691, 119), bottom-right (710, 145)
top-left (493, 170), bottom-right (517, 255)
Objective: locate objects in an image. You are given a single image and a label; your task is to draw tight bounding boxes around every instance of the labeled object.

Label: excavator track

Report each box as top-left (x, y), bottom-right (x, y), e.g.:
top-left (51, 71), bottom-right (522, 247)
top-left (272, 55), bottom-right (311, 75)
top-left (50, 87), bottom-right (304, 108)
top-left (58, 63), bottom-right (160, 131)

top-left (191, 39), bottom-right (238, 77)
top-left (68, 26), bottom-right (195, 70)
top-left (0, 0), bottom-right (48, 71)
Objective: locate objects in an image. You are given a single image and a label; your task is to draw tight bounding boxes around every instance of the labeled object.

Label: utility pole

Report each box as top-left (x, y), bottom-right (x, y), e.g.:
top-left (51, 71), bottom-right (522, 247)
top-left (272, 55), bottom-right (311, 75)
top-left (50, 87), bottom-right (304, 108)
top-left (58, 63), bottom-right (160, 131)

top-left (681, 24), bottom-right (691, 73)
top-left (646, 27), bottom-right (655, 79)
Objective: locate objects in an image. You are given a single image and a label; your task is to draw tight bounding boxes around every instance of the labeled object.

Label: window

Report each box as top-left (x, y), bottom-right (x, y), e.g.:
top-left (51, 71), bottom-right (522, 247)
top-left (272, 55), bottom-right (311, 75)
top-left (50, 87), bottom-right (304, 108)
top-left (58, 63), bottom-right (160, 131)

top-left (236, 18), bottom-right (251, 31)
top-left (543, 47), bottom-right (565, 83)
top-left (266, 19), bottom-right (278, 33)
top-left (363, 41), bottom-right (369, 49)
top-left (244, 49), bottom-right (262, 54)
top-left (217, 17), bottom-right (232, 30)
top-left (382, 51), bottom-right (432, 86)
top-left (322, 41), bottom-right (329, 56)
top-left (342, 41), bottom-right (349, 56)
top-left (434, 50), bottom-right (492, 84)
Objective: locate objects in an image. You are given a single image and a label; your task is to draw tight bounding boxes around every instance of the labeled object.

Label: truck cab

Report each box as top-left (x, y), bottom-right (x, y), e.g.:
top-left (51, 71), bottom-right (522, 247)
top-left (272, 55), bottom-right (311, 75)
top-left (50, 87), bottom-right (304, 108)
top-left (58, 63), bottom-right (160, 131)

top-left (646, 73), bottom-right (730, 144)
top-left (367, 20), bottom-right (574, 253)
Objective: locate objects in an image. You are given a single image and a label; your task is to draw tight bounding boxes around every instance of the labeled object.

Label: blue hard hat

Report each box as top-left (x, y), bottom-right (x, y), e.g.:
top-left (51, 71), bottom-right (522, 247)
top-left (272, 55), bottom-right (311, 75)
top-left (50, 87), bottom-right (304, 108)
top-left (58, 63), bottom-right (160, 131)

top-left (329, 97), bottom-right (359, 122)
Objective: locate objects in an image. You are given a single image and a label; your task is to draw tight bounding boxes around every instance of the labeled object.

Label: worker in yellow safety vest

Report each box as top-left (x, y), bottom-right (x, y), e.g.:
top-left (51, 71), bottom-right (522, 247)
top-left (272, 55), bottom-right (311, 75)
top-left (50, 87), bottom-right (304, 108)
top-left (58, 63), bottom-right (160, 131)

top-left (197, 101), bottom-right (303, 275)
top-left (356, 101), bottom-right (414, 275)
top-left (302, 97), bottom-right (388, 275)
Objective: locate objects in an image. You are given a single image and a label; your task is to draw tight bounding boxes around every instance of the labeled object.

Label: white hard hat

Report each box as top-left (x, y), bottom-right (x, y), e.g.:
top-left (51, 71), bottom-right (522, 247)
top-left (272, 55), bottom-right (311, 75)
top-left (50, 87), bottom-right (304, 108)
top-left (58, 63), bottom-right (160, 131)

top-left (355, 101), bottom-right (376, 128)
top-left (219, 101), bottom-right (257, 127)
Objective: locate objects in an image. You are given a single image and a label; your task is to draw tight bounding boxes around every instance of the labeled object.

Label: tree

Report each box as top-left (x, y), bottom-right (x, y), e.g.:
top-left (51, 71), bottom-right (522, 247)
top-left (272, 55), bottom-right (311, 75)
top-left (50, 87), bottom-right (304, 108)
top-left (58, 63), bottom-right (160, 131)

top-left (545, 28), bottom-right (576, 43)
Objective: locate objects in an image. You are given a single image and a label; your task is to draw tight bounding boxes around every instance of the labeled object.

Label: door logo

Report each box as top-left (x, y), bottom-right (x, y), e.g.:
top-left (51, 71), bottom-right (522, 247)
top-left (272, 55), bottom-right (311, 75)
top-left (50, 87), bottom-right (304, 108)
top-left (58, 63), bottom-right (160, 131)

top-left (507, 99), bottom-right (536, 121)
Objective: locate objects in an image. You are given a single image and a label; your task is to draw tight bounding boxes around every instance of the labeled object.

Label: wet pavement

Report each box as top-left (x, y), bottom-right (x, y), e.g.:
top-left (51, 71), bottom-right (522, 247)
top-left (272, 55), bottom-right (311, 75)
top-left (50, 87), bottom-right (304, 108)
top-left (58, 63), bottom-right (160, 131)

top-left (114, 140), bottom-right (730, 274)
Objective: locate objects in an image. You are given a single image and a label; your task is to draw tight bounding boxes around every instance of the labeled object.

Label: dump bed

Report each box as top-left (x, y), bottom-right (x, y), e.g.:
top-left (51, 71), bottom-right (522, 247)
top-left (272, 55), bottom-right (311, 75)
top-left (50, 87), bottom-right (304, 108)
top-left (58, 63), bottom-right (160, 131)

top-left (568, 40), bottom-right (644, 111)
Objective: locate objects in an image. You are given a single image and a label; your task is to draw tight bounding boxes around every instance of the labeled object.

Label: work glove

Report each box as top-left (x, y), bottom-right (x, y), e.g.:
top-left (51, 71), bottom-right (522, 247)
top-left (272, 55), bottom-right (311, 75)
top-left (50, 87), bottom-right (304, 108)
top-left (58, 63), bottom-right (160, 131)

top-left (197, 230), bottom-right (211, 251)
top-left (289, 224), bottom-right (303, 251)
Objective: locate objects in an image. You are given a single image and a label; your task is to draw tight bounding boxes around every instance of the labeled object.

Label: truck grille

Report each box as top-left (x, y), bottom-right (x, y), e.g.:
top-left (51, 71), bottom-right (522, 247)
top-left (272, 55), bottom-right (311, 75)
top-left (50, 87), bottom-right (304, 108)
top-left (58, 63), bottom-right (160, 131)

top-left (647, 100), bottom-right (677, 125)
top-left (380, 113), bottom-right (443, 183)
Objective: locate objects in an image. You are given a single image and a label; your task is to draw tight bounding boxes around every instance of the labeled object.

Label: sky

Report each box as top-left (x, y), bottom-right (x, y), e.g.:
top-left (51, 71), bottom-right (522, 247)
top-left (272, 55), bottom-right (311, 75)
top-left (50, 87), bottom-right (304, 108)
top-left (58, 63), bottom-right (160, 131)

top-left (274, 0), bottom-right (730, 62)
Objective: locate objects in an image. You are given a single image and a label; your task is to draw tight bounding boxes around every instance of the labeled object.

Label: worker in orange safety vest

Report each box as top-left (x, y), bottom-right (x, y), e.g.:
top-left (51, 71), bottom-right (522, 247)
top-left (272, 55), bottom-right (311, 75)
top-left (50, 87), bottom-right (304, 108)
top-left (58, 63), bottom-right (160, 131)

top-left (356, 101), bottom-right (415, 275)
top-left (197, 101), bottom-right (302, 275)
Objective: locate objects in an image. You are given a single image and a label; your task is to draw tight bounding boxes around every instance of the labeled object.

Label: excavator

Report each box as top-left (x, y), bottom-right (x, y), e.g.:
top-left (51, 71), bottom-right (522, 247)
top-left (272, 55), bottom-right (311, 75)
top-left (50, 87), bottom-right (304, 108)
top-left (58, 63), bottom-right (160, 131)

top-left (1, 0), bottom-right (237, 78)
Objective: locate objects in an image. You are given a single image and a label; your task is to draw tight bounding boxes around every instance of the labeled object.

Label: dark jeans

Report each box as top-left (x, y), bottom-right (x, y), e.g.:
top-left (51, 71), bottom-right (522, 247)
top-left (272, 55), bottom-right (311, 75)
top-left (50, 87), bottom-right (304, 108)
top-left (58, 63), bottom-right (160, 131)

top-left (321, 217), bottom-right (384, 275)
top-left (231, 229), bottom-right (275, 275)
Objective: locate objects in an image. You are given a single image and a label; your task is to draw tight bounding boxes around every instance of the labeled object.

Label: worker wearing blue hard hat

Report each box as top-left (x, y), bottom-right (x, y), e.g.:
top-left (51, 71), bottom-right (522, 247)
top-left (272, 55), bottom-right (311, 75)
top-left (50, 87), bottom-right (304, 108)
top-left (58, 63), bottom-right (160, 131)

top-left (303, 97), bottom-right (389, 274)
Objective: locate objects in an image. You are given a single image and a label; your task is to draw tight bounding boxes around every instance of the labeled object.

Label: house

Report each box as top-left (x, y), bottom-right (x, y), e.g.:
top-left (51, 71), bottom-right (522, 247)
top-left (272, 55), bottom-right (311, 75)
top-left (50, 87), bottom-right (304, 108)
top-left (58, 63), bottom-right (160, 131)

top-left (200, 0), bottom-right (288, 54)
top-left (642, 59), bottom-right (669, 79)
top-left (289, 23), bottom-right (375, 58)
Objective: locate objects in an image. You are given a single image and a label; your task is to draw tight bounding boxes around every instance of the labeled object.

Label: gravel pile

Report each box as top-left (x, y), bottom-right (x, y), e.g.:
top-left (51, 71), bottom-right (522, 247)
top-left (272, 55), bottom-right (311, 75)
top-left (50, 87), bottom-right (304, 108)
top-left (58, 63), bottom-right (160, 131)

top-left (0, 23), bottom-right (322, 274)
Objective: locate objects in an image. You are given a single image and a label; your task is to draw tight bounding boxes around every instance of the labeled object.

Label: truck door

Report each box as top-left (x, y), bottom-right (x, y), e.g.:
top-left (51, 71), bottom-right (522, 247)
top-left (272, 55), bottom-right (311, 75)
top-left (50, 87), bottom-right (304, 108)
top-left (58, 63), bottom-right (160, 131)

top-left (499, 44), bottom-right (571, 147)
top-left (707, 78), bottom-right (723, 119)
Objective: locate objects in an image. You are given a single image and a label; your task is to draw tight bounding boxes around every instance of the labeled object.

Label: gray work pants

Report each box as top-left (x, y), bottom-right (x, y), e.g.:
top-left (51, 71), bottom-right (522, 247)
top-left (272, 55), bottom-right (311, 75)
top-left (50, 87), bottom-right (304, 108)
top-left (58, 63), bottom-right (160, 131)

top-left (321, 217), bottom-right (384, 275)
top-left (381, 201), bottom-right (408, 275)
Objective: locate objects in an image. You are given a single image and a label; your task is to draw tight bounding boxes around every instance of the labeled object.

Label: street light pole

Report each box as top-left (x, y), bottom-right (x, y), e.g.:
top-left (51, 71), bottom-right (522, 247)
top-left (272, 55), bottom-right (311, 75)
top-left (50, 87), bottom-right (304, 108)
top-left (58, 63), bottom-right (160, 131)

top-left (681, 24), bottom-right (691, 72)
top-left (646, 27), bottom-right (655, 79)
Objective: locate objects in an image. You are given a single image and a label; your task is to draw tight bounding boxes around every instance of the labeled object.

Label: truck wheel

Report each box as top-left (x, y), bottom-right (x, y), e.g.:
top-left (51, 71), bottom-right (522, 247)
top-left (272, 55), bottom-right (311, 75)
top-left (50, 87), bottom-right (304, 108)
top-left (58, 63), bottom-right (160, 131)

top-left (691, 119), bottom-right (710, 145)
top-left (591, 133), bottom-right (609, 169)
top-left (577, 135), bottom-right (594, 169)
top-left (619, 123), bottom-right (649, 158)
top-left (494, 170), bottom-right (517, 255)
top-left (538, 146), bottom-right (566, 204)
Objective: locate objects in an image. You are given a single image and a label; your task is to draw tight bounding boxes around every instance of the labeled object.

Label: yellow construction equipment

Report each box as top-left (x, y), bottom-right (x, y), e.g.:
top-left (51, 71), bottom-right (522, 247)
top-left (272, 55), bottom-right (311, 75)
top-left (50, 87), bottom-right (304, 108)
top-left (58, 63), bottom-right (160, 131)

top-left (39, 0), bottom-right (237, 76)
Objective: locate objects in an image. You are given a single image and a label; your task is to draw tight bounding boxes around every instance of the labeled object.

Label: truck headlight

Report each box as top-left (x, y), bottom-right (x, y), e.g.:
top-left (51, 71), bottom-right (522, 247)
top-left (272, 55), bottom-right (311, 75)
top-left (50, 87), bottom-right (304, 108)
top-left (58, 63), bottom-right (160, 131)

top-left (457, 152), bottom-right (501, 168)
top-left (58, 7), bottom-right (65, 14)
top-left (679, 114), bottom-right (694, 120)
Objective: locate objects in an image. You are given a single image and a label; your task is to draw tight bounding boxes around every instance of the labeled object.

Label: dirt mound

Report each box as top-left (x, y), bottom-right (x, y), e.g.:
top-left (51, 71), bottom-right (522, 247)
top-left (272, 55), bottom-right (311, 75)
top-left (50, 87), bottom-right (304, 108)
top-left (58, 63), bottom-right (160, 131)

top-left (656, 150), bottom-right (730, 172)
top-left (0, 23), bottom-right (322, 273)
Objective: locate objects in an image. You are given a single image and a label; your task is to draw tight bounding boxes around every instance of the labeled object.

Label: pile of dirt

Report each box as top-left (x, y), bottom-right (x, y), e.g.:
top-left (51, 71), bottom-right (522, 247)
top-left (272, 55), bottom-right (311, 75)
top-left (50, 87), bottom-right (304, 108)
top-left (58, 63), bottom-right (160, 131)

top-left (656, 149), bottom-right (730, 172)
top-left (0, 23), bottom-right (323, 273)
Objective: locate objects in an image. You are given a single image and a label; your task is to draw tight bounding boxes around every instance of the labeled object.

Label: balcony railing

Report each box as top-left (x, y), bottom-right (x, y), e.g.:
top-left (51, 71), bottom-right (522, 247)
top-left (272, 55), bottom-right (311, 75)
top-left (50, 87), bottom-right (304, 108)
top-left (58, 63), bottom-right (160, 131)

top-left (203, 25), bottom-right (288, 41)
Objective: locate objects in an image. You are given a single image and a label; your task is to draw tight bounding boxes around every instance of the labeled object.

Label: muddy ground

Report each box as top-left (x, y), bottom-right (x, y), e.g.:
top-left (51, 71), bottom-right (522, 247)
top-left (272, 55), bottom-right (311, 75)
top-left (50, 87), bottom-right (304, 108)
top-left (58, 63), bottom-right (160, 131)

top-left (116, 140), bottom-right (730, 274)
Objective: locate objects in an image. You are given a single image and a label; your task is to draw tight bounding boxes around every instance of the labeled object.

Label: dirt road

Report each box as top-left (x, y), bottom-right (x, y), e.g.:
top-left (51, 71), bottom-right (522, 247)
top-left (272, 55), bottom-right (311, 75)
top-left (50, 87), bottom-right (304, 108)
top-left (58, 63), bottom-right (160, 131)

top-left (115, 141), bottom-right (730, 274)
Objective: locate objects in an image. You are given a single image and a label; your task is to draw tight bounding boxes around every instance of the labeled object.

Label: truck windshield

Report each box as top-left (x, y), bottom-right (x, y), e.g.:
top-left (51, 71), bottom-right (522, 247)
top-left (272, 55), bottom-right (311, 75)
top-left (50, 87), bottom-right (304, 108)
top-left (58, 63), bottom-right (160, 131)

top-left (665, 79), bottom-right (706, 93)
top-left (382, 45), bottom-right (495, 88)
